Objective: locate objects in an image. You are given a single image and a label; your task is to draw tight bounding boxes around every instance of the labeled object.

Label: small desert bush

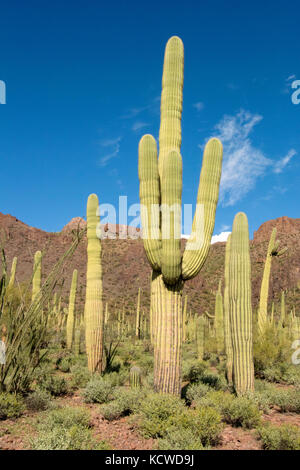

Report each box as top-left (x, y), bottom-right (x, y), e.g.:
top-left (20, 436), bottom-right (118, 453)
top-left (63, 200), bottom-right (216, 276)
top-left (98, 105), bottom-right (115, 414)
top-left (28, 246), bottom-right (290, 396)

top-left (267, 388), bottom-right (300, 413)
top-left (38, 375), bottom-right (69, 396)
top-left (135, 393), bottom-right (185, 438)
top-left (222, 396), bottom-right (262, 429)
top-left (0, 393), bottom-right (25, 420)
top-left (262, 364), bottom-right (300, 386)
top-left (25, 389), bottom-right (53, 412)
top-left (82, 376), bottom-right (115, 404)
top-left (185, 382), bottom-right (211, 404)
top-left (70, 364), bottom-right (91, 389)
top-left (192, 390), bottom-right (234, 413)
top-left (183, 361), bottom-right (207, 383)
top-left (257, 424), bottom-right (300, 450)
top-left (100, 388), bottom-right (146, 421)
top-left (159, 428), bottom-right (206, 450)
top-left (100, 401), bottom-right (124, 421)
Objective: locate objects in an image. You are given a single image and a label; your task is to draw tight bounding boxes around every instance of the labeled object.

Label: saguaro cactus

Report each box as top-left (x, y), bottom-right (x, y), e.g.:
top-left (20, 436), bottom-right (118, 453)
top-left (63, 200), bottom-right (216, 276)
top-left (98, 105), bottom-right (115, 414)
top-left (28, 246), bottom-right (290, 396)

top-left (138, 36), bottom-right (223, 395)
top-left (196, 316), bottom-right (205, 361)
top-left (258, 228), bottom-right (287, 336)
top-left (136, 288), bottom-right (141, 338)
top-left (66, 269), bottom-right (78, 349)
top-left (224, 234), bottom-right (233, 385)
top-left (7, 257), bottom-right (17, 291)
top-left (32, 251), bottom-right (42, 302)
top-left (84, 194), bottom-right (104, 373)
top-left (214, 280), bottom-right (224, 354)
top-left (130, 366), bottom-right (142, 388)
top-left (228, 213), bottom-right (254, 395)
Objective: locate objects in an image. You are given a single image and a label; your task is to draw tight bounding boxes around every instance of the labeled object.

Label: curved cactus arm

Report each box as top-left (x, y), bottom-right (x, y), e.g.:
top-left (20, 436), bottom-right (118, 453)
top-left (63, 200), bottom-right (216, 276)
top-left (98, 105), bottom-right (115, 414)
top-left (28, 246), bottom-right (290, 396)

top-left (161, 149), bottom-right (182, 284)
top-left (182, 138), bottom-right (223, 280)
top-left (158, 36), bottom-right (184, 176)
top-left (277, 247), bottom-right (288, 257)
top-left (138, 134), bottom-right (161, 271)
top-left (204, 310), bottom-right (215, 319)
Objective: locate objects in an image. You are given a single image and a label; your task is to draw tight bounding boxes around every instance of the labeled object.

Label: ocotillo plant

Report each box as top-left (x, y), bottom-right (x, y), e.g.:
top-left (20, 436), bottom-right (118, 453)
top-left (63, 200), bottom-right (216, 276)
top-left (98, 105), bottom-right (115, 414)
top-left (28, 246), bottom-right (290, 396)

top-left (32, 251), bottom-right (42, 302)
top-left (138, 36), bottom-right (223, 395)
top-left (228, 213), bottom-right (254, 395)
top-left (214, 280), bottom-right (224, 354)
top-left (7, 257), bottom-right (17, 291)
top-left (66, 269), bottom-right (78, 349)
top-left (258, 228), bottom-right (287, 336)
top-left (224, 234), bottom-right (233, 386)
top-left (84, 194), bottom-right (104, 373)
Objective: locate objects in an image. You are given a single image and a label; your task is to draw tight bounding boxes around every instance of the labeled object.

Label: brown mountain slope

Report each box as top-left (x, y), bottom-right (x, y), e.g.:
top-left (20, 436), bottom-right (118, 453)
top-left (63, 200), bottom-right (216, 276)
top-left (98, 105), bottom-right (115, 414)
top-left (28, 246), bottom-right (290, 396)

top-left (1, 212), bottom-right (300, 317)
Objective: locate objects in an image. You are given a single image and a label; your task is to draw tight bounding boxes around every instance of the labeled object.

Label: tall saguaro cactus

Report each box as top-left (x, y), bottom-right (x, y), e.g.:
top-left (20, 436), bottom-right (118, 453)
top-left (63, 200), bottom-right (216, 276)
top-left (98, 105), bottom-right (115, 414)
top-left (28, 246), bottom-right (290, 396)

top-left (228, 213), bottom-right (254, 395)
top-left (258, 228), bottom-right (287, 336)
top-left (7, 257), bottom-right (17, 291)
top-left (66, 269), bottom-right (78, 349)
top-left (84, 194), bottom-right (104, 373)
top-left (214, 280), bottom-right (224, 354)
top-left (138, 36), bottom-right (223, 395)
top-left (32, 251), bottom-right (42, 302)
top-left (224, 235), bottom-right (233, 386)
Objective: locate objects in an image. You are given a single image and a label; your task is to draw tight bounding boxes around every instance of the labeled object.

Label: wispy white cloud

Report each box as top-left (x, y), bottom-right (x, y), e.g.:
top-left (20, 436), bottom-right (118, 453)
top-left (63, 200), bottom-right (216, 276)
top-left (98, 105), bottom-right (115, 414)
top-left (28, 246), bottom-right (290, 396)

top-left (121, 96), bottom-right (160, 120)
top-left (282, 74), bottom-right (296, 94)
top-left (211, 231), bottom-right (231, 244)
top-left (273, 149), bottom-right (297, 174)
top-left (212, 110), bottom-right (271, 206)
top-left (99, 137), bottom-right (121, 167)
top-left (193, 102), bottom-right (204, 111)
top-left (132, 121), bottom-right (148, 132)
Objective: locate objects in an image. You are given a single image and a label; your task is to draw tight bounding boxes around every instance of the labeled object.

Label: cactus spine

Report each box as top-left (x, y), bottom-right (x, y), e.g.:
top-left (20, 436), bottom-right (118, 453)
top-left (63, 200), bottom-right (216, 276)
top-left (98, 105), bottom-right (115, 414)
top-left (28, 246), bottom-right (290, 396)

top-left (32, 251), bottom-right (42, 302)
top-left (228, 213), bottom-right (254, 395)
top-left (84, 194), bottom-right (104, 373)
top-left (138, 36), bottom-right (223, 395)
top-left (7, 257), bottom-right (17, 290)
top-left (66, 269), bottom-right (78, 349)
top-left (224, 234), bottom-right (233, 386)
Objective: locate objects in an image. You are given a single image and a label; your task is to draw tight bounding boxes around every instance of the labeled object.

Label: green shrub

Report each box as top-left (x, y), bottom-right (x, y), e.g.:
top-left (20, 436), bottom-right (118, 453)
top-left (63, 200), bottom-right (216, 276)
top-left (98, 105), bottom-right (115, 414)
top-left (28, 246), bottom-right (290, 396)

top-left (82, 376), bottom-right (115, 404)
top-left (0, 393), bottom-right (25, 420)
top-left (25, 389), bottom-right (53, 412)
top-left (193, 390), bottom-right (234, 413)
top-left (103, 370), bottom-right (127, 387)
top-left (100, 401), bottom-right (124, 421)
top-left (168, 407), bottom-right (223, 447)
top-left (267, 389), bottom-right (300, 413)
top-left (38, 407), bottom-right (90, 431)
top-left (222, 396), bottom-right (262, 429)
top-left (39, 375), bottom-right (69, 396)
top-left (135, 393), bottom-right (185, 438)
top-left (185, 383), bottom-right (211, 404)
top-left (258, 424), bottom-right (300, 450)
top-left (159, 428), bottom-right (206, 450)
top-left (113, 387), bottom-right (146, 415)
top-left (199, 372), bottom-right (227, 391)
top-left (184, 362), bottom-right (207, 383)
top-left (70, 365), bottom-right (91, 389)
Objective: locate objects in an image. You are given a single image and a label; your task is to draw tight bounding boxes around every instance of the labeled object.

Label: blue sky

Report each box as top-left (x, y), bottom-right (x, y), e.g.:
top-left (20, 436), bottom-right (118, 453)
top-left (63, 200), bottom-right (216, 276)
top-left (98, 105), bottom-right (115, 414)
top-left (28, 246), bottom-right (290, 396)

top-left (0, 0), bottom-right (299, 239)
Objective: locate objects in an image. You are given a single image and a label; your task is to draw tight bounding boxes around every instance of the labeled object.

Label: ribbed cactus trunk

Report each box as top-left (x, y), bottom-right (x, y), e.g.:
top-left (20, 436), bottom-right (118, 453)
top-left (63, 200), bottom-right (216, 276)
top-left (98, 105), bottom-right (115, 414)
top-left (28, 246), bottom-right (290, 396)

top-left (7, 257), bottom-right (17, 290)
top-left (224, 235), bottom-right (233, 386)
top-left (32, 251), bottom-right (42, 302)
top-left (152, 273), bottom-right (183, 395)
top-left (214, 280), bottom-right (224, 354)
top-left (66, 269), bottom-right (78, 350)
top-left (84, 194), bottom-right (104, 373)
top-left (138, 37), bottom-right (223, 395)
top-left (229, 213), bottom-right (254, 395)
top-left (74, 315), bottom-right (81, 355)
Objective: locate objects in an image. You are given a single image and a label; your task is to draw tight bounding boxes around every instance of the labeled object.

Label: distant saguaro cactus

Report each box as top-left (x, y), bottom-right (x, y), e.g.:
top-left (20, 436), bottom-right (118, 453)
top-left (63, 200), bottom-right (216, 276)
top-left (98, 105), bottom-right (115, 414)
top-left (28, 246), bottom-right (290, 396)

top-left (224, 235), bottom-right (233, 386)
top-left (228, 213), bottom-right (254, 395)
top-left (84, 194), bottom-right (104, 373)
top-left (32, 251), bottom-right (42, 302)
top-left (138, 36), bottom-right (223, 395)
top-left (214, 280), bottom-right (224, 354)
top-left (7, 257), bottom-right (17, 291)
top-left (130, 366), bottom-right (142, 388)
top-left (66, 269), bottom-right (78, 349)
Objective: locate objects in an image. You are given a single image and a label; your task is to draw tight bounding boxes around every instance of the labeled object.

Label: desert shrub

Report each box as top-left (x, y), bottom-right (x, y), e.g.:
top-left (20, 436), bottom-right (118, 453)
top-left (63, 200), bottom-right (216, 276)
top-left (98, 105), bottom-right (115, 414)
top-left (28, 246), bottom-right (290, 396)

top-left (184, 362), bottom-right (208, 383)
top-left (267, 388), bottom-right (300, 413)
top-left (193, 390), bottom-right (234, 413)
top-left (70, 365), bottom-right (91, 389)
top-left (222, 396), bottom-right (262, 429)
top-left (135, 393), bottom-right (185, 438)
top-left (159, 428), bottom-right (206, 450)
top-left (25, 389), bottom-right (53, 412)
top-left (244, 391), bottom-right (272, 414)
top-left (167, 407), bottom-right (223, 447)
top-left (185, 383), bottom-right (211, 404)
top-left (38, 375), bottom-right (69, 396)
top-left (113, 387), bottom-right (146, 414)
top-left (100, 401), bottom-right (124, 421)
top-left (31, 406), bottom-right (110, 450)
top-left (0, 393), bottom-right (25, 420)
top-left (199, 372), bottom-right (228, 391)
top-left (57, 356), bottom-right (74, 373)
top-left (82, 376), bottom-right (115, 404)
top-left (257, 424), bottom-right (300, 450)
top-left (103, 370), bottom-right (127, 387)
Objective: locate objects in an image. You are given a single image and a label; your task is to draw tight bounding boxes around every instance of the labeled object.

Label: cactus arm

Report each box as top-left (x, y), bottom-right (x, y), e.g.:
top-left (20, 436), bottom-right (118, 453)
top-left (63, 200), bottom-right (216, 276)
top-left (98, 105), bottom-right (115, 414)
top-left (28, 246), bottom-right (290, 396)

top-left (138, 135), bottom-right (161, 271)
top-left (161, 150), bottom-right (182, 284)
top-left (158, 36), bottom-right (184, 176)
top-left (182, 138), bottom-right (223, 280)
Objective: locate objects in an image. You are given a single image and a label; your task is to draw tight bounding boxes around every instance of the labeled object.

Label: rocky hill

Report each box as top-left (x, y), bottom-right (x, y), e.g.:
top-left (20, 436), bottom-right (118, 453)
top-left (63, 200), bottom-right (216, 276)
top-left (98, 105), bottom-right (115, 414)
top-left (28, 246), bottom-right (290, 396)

top-left (1, 212), bottom-right (300, 317)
